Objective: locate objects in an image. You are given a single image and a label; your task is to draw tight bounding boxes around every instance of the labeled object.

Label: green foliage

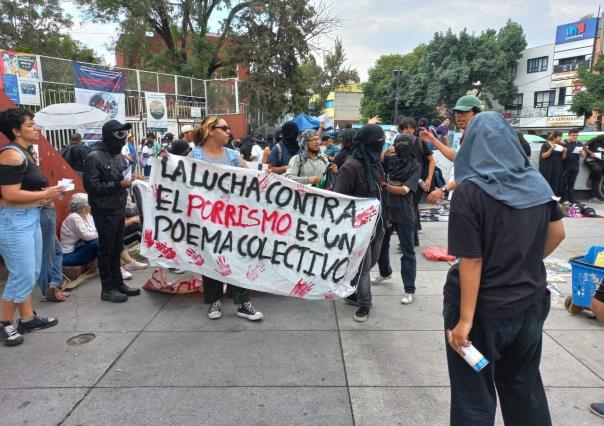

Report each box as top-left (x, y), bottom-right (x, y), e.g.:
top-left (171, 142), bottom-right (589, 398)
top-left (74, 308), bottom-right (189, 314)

top-left (571, 58), bottom-right (604, 129)
top-left (361, 20), bottom-right (526, 122)
top-left (0, 0), bottom-right (100, 62)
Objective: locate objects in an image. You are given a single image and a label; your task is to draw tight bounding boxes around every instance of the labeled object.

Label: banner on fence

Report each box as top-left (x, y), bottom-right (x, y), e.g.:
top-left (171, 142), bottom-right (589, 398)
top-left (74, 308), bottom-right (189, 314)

top-left (144, 92), bottom-right (168, 131)
top-left (72, 61), bottom-right (125, 123)
top-left (1, 50), bottom-right (42, 105)
top-left (139, 155), bottom-right (380, 299)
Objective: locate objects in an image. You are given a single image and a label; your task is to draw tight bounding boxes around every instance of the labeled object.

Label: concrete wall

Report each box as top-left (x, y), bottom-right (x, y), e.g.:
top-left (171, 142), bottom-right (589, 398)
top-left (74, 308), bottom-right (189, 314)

top-left (334, 92), bottom-right (362, 122)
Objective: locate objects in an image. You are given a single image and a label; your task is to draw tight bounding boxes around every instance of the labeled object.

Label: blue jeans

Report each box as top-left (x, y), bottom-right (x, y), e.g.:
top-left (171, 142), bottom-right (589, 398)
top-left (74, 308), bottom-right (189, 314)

top-left (39, 206), bottom-right (64, 296)
top-left (62, 239), bottom-right (100, 266)
top-left (0, 206), bottom-right (42, 303)
top-left (393, 221), bottom-right (416, 294)
top-left (144, 165), bottom-right (152, 177)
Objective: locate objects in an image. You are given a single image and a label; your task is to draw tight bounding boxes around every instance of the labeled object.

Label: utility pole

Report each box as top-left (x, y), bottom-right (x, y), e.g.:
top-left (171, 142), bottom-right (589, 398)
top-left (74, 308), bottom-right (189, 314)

top-left (393, 69), bottom-right (401, 124)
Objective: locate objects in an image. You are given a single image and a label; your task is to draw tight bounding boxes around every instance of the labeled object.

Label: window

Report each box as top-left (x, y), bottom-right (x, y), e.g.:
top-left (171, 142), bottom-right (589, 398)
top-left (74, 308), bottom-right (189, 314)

top-left (527, 56), bottom-right (548, 73)
top-left (559, 56), bottom-right (585, 65)
top-left (534, 90), bottom-right (555, 108)
top-left (558, 87), bottom-right (567, 106)
top-left (505, 94), bottom-right (523, 110)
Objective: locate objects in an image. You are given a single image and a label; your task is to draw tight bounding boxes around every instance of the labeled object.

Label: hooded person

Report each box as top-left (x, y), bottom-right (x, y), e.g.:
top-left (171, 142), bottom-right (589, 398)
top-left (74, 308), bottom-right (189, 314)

top-left (443, 112), bottom-right (565, 426)
top-left (378, 134), bottom-right (421, 304)
top-left (334, 124), bottom-right (386, 323)
top-left (284, 129), bottom-right (331, 185)
top-left (83, 120), bottom-right (141, 303)
top-left (334, 128), bottom-right (357, 169)
top-left (268, 121), bottom-right (300, 174)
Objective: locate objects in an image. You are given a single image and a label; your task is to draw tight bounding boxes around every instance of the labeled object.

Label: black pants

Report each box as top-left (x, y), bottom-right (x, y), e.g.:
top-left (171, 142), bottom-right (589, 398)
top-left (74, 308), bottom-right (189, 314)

top-left (91, 211), bottom-right (125, 292)
top-left (413, 184), bottom-right (423, 236)
top-left (586, 160), bottom-right (603, 198)
top-left (443, 291), bottom-right (552, 426)
top-left (562, 169), bottom-right (579, 203)
top-left (202, 276), bottom-right (249, 305)
top-left (377, 225), bottom-right (394, 277)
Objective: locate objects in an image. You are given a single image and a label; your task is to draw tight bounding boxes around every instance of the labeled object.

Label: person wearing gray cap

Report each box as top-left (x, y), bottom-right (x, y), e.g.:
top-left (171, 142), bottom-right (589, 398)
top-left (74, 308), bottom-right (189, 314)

top-left (83, 120), bottom-right (141, 303)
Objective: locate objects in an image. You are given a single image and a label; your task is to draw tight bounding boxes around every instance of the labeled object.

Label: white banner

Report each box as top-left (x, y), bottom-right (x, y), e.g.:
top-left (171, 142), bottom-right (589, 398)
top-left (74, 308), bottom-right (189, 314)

top-left (140, 155), bottom-right (381, 299)
top-left (145, 91), bottom-right (168, 131)
top-left (74, 87), bottom-right (126, 124)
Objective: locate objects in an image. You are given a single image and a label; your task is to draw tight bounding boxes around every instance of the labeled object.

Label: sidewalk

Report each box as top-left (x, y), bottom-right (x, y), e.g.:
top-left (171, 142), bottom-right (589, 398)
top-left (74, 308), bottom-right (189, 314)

top-left (1, 209), bottom-right (603, 425)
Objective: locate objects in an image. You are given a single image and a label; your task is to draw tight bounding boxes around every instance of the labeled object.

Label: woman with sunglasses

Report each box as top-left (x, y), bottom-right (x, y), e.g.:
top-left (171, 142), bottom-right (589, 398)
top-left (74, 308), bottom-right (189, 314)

top-left (0, 108), bottom-right (65, 346)
top-left (190, 116), bottom-right (263, 321)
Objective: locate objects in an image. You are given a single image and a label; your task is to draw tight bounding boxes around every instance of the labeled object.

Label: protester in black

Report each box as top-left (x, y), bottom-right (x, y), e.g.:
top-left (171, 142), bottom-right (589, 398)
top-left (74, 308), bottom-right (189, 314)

top-left (335, 124), bottom-right (385, 322)
top-left (444, 112), bottom-right (565, 426)
top-left (83, 120), bottom-right (140, 303)
top-left (515, 130), bottom-right (532, 159)
top-left (334, 128), bottom-right (356, 169)
top-left (60, 133), bottom-right (90, 178)
top-left (585, 135), bottom-right (604, 201)
top-left (268, 121), bottom-right (300, 175)
top-left (539, 131), bottom-right (567, 198)
top-left (561, 129), bottom-right (584, 203)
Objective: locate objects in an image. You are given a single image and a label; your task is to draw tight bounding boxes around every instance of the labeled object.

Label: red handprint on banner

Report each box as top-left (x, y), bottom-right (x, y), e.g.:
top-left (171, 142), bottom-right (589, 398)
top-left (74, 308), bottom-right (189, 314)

top-left (259, 172), bottom-right (274, 191)
top-left (186, 248), bottom-right (205, 266)
top-left (246, 263), bottom-right (267, 281)
top-left (144, 229), bottom-right (155, 248)
top-left (294, 183), bottom-right (307, 197)
top-left (324, 293), bottom-right (337, 299)
top-left (154, 241), bottom-right (176, 260)
top-left (215, 255), bottom-right (232, 277)
top-left (290, 279), bottom-right (315, 298)
top-left (150, 184), bottom-right (159, 199)
top-left (350, 247), bottom-right (367, 261)
top-left (353, 205), bottom-right (378, 228)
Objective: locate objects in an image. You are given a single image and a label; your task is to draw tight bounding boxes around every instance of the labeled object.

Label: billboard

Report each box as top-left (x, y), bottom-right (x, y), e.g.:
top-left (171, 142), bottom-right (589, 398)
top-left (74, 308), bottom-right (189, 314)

top-left (555, 18), bottom-right (598, 45)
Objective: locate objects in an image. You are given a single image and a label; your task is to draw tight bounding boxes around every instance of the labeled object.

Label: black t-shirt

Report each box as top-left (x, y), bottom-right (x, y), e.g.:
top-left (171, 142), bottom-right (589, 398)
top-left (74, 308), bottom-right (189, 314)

top-left (564, 140), bottom-right (583, 171)
top-left (587, 138), bottom-right (604, 160)
top-left (0, 144), bottom-right (48, 191)
top-left (60, 143), bottom-right (91, 172)
top-left (444, 181), bottom-right (564, 319)
top-left (412, 136), bottom-right (433, 180)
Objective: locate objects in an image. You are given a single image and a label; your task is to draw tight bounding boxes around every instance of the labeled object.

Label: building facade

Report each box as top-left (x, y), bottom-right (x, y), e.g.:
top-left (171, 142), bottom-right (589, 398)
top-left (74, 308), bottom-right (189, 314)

top-left (504, 16), bottom-right (601, 134)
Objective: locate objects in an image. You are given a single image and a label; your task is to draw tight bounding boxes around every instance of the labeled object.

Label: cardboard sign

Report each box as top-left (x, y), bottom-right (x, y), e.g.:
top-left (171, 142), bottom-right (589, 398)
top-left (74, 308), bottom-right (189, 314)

top-left (139, 155), bottom-right (381, 299)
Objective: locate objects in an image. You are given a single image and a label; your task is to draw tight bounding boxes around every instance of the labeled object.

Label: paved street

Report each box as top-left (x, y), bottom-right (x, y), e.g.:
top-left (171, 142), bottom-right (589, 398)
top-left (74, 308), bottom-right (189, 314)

top-left (1, 204), bottom-right (603, 426)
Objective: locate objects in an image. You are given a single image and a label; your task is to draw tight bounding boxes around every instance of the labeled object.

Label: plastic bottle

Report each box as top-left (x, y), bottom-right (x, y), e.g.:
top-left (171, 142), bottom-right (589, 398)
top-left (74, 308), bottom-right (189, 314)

top-left (447, 330), bottom-right (489, 373)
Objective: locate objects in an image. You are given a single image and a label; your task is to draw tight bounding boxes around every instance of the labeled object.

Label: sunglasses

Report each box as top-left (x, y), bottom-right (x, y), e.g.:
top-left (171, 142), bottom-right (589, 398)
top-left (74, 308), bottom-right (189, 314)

top-left (213, 125), bottom-right (230, 132)
top-left (112, 130), bottom-right (129, 139)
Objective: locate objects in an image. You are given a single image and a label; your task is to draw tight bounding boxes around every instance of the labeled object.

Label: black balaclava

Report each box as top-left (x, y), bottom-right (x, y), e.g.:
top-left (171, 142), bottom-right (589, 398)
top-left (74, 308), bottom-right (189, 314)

top-left (102, 121), bottom-right (129, 155)
top-left (352, 124), bottom-right (385, 195)
top-left (281, 121), bottom-right (300, 154)
top-left (389, 134), bottom-right (418, 182)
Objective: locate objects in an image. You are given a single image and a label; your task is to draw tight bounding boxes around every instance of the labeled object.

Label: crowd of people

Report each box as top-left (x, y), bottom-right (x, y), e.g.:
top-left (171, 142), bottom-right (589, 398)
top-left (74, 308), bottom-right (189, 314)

top-left (1, 94), bottom-right (604, 423)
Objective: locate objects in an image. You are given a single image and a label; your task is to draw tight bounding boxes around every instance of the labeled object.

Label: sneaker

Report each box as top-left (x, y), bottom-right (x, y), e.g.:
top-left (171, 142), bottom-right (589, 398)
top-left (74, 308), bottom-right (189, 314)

top-left (169, 268), bottom-right (186, 274)
top-left (372, 274), bottom-right (392, 285)
top-left (123, 260), bottom-right (148, 271)
top-left (400, 293), bottom-right (415, 305)
top-left (0, 323), bottom-right (24, 346)
top-left (121, 267), bottom-right (133, 280)
top-left (236, 302), bottom-right (263, 321)
top-left (344, 293), bottom-right (359, 306)
top-left (591, 403), bottom-right (604, 418)
top-left (208, 300), bottom-right (222, 320)
top-left (353, 306), bottom-right (369, 322)
top-left (17, 312), bottom-right (58, 334)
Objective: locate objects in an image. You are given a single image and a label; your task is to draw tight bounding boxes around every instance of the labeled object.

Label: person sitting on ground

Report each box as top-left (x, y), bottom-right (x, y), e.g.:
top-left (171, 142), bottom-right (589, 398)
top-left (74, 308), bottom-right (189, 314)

top-left (268, 121), bottom-right (300, 174)
top-left (285, 129), bottom-right (336, 186)
top-left (60, 133), bottom-right (90, 178)
top-left (191, 115), bottom-right (263, 321)
top-left (60, 193), bottom-right (148, 280)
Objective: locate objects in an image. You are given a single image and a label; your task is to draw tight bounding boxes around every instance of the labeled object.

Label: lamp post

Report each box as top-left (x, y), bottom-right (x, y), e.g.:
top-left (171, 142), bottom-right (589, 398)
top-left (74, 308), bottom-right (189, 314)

top-left (393, 69), bottom-right (401, 124)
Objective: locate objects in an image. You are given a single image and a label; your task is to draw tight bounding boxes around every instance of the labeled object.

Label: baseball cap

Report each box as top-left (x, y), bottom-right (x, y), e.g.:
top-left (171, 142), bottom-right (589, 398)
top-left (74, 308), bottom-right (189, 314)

top-left (453, 95), bottom-right (482, 112)
top-left (181, 124), bottom-right (194, 133)
top-left (102, 120), bottom-right (132, 137)
top-left (170, 140), bottom-right (191, 156)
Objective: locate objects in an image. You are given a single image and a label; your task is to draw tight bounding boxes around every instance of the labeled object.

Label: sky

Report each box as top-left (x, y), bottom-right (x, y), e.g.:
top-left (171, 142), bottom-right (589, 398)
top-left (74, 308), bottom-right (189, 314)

top-left (65, 0), bottom-right (601, 82)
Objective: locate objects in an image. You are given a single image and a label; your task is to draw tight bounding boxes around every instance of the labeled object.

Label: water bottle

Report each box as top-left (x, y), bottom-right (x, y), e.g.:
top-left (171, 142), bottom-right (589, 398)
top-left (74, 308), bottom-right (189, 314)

top-left (447, 330), bottom-right (489, 373)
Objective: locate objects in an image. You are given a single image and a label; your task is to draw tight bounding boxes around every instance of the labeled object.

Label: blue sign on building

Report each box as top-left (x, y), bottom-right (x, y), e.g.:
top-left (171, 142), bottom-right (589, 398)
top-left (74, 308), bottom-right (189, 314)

top-left (555, 18), bottom-right (598, 45)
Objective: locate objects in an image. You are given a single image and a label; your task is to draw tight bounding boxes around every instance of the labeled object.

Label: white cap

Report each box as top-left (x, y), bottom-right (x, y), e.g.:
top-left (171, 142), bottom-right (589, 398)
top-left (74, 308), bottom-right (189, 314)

top-left (181, 124), bottom-right (194, 133)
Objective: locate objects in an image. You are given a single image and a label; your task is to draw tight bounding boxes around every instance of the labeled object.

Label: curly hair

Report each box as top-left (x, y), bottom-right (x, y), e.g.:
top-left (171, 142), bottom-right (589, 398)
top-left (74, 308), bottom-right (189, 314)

top-left (0, 108), bottom-right (34, 141)
top-left (69, 193), bottom-right (89, 213)
top-left (192, 116), bottom-right (222, 147)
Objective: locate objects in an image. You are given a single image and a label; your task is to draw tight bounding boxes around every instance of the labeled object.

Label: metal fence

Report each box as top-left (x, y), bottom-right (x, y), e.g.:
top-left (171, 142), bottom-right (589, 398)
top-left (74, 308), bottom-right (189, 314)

top-left (14, 55), bottom-right (242, 150)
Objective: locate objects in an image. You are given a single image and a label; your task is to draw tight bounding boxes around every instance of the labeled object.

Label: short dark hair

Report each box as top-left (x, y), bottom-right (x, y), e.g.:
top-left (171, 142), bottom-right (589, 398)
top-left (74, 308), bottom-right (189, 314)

top-left (70, 133), bottom-right (82, 143)
top-left (568, 128), bottom-right (580, 135)
top-left (418, 118), bottom-right (428, 127)
top-left (146, 132), bottom-right (156, 139)
top-left (0, 108), bottom-right (35, 141)
top-left (548, 131), bottom-right (563, 140)
top-left (398, 117), bottom-right (417, 132)
top-left (432, 118), bottom-right (441, 127)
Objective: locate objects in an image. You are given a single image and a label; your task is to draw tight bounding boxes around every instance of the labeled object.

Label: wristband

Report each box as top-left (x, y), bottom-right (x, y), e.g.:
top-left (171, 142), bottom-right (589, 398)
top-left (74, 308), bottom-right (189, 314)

top-left (440, 185), bottom-right (450, 196)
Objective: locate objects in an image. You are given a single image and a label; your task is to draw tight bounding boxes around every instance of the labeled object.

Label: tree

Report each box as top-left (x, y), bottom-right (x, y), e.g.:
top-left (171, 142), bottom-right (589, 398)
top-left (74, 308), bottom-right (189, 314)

top-left (571, 57), bottom-right (604, 130)
top-left (0, 0), bottom-right (99, 61)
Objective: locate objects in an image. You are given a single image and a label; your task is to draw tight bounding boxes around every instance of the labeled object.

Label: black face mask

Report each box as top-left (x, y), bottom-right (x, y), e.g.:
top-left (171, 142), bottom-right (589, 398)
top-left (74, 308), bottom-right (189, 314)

top-left (395, 141), bottom-right (415, 160)
top-left (104, 131), bottom-right (127, 155)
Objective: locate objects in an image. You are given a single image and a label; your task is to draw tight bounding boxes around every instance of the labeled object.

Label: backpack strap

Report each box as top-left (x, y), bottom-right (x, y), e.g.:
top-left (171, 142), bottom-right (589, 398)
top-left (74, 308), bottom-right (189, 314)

top-left (276, 142), bottom-right (283, 165)
top-left (0, 145), bottom-right (28, 168)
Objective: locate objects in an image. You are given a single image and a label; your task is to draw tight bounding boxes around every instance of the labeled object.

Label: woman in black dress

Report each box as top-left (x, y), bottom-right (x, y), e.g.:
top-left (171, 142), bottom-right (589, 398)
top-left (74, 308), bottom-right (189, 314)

top-left (539, 131), bottom-right (567, 198)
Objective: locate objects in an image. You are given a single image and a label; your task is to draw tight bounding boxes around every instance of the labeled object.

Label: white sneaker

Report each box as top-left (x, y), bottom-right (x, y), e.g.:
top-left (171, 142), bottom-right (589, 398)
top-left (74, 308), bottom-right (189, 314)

top-left (123, 260), bottom-right (148, 271)
top-left (400, 293), bottom-right (415, 305)
top-left (208, 300), bottom-right (222, 320)
top-left (120, 267), bottom-right (133, 280)
top-left (236, 302), bottom-right (264, 321)
top-left (372, 274), bottom-right (392, 285)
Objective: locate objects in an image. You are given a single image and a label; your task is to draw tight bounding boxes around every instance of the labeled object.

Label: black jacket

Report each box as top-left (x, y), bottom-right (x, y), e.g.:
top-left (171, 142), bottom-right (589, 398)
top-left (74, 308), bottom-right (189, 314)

top-left (83, 143), bottom-right (128, 213)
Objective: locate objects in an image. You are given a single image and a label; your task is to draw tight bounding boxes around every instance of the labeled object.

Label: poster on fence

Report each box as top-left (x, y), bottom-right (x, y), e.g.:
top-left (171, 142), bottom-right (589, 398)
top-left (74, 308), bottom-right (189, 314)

top-left (139, 155), bottom-right (381, 299)
top-left (0, 50), bottom-right (42, 106)
top-left (72, 61), bottom-right (126, 123)
top-left (144, 92), bottom-right (168, 132)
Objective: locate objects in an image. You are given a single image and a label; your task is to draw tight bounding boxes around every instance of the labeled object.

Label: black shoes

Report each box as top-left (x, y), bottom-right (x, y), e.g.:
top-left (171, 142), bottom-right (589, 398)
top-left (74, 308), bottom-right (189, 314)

top-left (17, 312), bottom-right (58, 334)
top-left (354, 306), bottom-right (370, 322)
top-left (118, 284), bottom-right (141, 296)
top-left (101, 289), bottom-right (128, 303)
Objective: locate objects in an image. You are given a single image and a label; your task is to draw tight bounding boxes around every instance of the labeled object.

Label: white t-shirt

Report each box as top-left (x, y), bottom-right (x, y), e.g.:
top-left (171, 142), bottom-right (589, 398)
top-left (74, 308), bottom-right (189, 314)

top-left (140, 146), bottom-right (152, 167)
top-left (251, 144), bottom-right (264, 161)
